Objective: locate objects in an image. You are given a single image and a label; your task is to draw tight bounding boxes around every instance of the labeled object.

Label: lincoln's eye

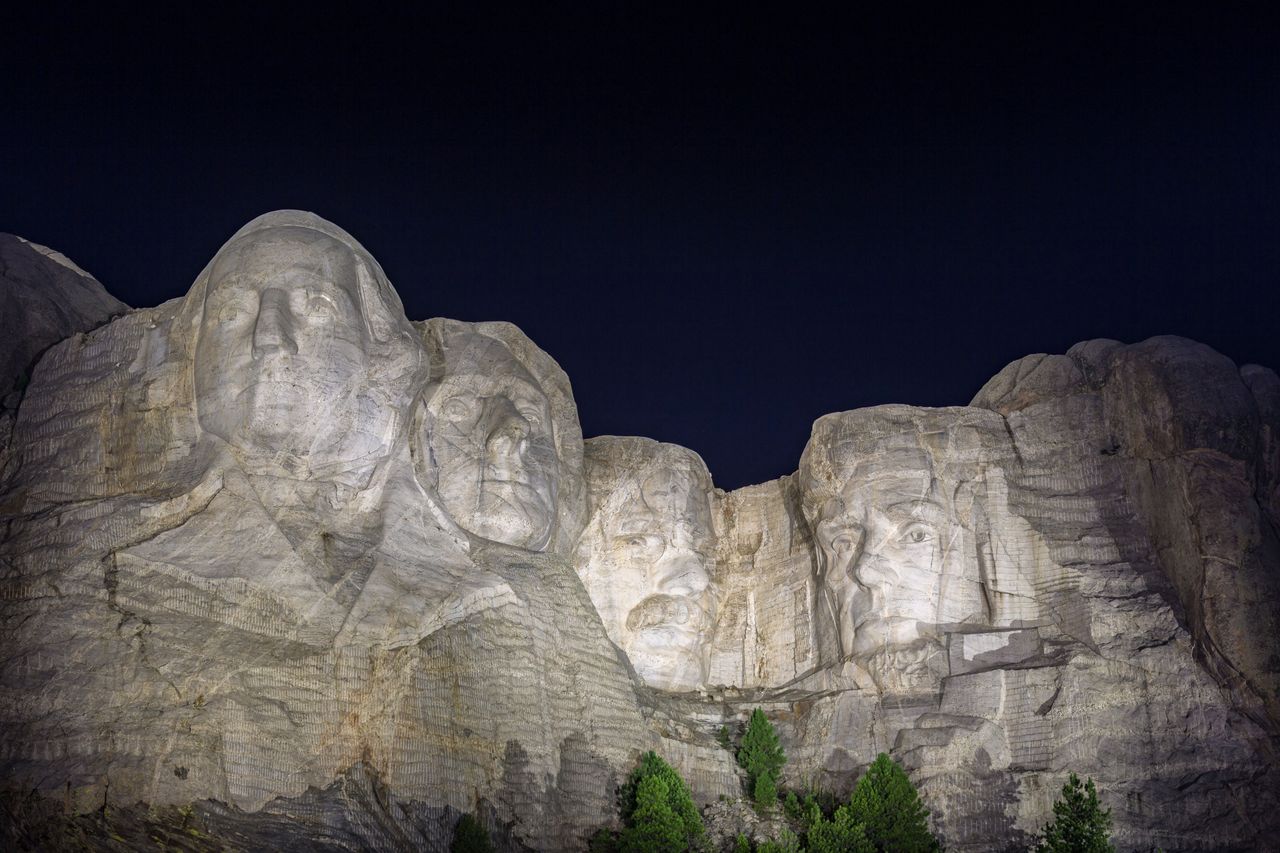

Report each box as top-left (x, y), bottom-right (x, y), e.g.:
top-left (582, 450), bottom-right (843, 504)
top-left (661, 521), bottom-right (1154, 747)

top-left (899, 523), bottom-right (934, 545)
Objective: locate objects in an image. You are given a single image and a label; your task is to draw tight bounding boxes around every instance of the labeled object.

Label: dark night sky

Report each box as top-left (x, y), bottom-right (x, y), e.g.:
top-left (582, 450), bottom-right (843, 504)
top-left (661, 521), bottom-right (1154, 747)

top-left (4, 5), bottom-right (1278, 489)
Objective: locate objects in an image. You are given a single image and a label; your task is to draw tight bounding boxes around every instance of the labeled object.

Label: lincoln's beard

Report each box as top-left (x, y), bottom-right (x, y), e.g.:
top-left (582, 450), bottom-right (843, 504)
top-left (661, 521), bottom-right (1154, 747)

top-left (857, 635), bottom-right (948, 693)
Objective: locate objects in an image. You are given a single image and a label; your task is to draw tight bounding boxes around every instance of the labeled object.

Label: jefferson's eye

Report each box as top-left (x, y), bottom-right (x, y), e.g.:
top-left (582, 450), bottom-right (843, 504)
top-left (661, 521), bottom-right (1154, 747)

top-left (898, 523), bottom-right (934, 545)
top-left (438, 396), bottom-right (477, 422)
top-left (518, 406), bottom-right (543, 426)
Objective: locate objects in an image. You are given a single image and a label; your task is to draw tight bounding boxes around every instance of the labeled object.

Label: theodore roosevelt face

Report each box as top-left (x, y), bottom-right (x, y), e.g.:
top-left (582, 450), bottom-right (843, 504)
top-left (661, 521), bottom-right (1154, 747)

top-left (577, 446), bottom-right (717, 692)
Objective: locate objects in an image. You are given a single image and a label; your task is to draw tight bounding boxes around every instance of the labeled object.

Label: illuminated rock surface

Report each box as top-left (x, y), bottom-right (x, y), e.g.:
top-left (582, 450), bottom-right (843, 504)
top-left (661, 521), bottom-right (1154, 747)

top-left (0, 234), bottom-right (127, 452)
top-left (1, 213), bottom-right (1277, 851)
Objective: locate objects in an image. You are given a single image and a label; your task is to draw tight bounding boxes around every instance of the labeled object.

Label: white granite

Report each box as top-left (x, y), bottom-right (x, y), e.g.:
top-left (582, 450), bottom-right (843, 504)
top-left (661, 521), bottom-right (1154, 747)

top-left (1, 212), bottom-right (1277, 852)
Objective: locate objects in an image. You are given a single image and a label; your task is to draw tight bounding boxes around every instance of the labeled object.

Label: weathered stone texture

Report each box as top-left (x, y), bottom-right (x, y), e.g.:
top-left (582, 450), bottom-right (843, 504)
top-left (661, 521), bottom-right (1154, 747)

top-left (1, 214), bottom-right (1277, 851)
top-left (0, 234), bottom-right (128, 456)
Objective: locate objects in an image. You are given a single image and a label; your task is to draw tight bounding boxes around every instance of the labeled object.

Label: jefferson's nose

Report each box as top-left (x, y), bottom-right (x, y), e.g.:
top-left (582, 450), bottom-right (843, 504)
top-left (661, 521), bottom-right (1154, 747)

top-left (251, 288), bottom-right (299, 359)
top-left (484, 399), bottom-right (531, 456)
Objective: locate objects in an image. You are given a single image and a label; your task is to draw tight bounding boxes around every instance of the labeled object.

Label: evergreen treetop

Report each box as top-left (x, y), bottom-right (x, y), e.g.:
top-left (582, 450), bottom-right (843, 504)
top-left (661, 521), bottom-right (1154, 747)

top-left (737, 708), bottom-right (787, 784)
top-left (1034, 773), bottom-right (1115, 853)
top-left (617, 750), bottom-right (705, 850)
top-left (806, 804), bottom-right (874, 853)
top-left (618, 773), bottom-right (686, 853)
top-left (844, 753), bottom-right (939, 853)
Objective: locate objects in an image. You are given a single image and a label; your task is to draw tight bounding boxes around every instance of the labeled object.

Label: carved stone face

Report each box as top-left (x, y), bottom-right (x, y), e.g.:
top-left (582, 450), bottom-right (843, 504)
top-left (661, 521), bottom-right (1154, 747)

top-left (802, 414), bottom-right (992, 688)
top-left (195, 228), bottom-right (373, 465)
top-left (419, 337), bottom-right (559, 550)
top-left (577, 443), bottom-right (717, 692)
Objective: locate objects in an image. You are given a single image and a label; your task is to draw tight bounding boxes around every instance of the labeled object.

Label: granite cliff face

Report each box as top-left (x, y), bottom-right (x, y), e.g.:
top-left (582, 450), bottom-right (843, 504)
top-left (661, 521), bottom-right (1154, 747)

top-left (1, 213), bottom-right (1277, 852)
top-left (0, 234), bottom-right (127, 452)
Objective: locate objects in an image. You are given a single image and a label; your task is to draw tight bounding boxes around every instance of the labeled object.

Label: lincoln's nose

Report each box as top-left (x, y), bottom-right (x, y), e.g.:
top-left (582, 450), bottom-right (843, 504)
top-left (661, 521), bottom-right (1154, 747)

top-left (854, 552), bottom-right (897, 589)
top-left (251, 288), bottom-right (299, 359)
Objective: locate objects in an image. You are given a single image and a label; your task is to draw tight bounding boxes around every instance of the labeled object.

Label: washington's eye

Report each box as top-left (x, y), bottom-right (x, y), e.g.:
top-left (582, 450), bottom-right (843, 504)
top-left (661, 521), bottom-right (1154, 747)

top-left (210, 288), bottom-right (257, 321)
top-left (898, 523), bottom-right (934, 545)
top-left (305, 289), bottom-right (339, 319)
top-left (518, 406), bottom-right (543, 426)
top-left (438, 396), bottom-right (476, 422)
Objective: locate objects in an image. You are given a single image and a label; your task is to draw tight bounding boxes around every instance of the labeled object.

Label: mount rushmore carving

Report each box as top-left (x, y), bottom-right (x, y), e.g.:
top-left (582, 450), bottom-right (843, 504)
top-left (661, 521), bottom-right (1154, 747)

top-left (1, 212), bottom-right (1277, 851)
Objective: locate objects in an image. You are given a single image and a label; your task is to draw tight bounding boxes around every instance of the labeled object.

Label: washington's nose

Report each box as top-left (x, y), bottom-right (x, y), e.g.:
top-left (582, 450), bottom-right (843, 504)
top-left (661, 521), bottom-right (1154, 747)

top-left (251, 288), bottom-right (299, 359)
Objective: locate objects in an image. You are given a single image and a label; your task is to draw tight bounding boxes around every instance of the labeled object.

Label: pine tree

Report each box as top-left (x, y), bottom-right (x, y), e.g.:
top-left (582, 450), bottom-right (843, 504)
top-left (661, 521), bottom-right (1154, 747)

top-left (757, 826), bottom-right (802, 853)
top-left (618, 773), bottom-right (686, 853)
top-left (753, 770), bottom-right (778, 810)
top-left (806, 804), bottom-right (874, 853)
top-left (450, 813), bottom-right (494, 853)
top-left (783, 790), bottom-right (803, 820)
top-left (618, 751), bottom-right (705, 851)
top-left (1034, 773), bottom-right (1115, 853)
top-left (844, 753), bottom-right (939, 853)
top-left (737, 708), bottom-right (786, 810)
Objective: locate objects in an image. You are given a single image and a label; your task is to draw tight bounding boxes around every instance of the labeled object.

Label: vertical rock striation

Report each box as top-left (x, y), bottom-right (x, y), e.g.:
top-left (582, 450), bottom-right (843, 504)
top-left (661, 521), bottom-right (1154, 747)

top-left (1, 216), bottom-right (1277, 851)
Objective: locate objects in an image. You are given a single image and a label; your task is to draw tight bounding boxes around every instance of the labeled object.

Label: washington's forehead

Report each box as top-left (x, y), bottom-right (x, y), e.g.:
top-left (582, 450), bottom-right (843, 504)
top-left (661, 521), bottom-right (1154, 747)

top-left (220, 227), bottom-right (352, 264)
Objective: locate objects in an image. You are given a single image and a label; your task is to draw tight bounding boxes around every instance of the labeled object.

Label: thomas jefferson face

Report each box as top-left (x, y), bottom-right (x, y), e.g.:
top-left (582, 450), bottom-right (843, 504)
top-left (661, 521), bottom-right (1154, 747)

top-left (195, 228), bottom-right (374, 465)
top-left (419, 340), bottom-right (559, 550)
top-left (578, 448), bottom-right (717, 692)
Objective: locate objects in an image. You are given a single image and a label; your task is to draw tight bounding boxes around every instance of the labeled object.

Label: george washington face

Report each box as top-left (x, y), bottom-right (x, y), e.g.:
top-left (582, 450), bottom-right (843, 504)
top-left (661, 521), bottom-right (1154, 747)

top-left (194, 223), bottom-right (420, 479)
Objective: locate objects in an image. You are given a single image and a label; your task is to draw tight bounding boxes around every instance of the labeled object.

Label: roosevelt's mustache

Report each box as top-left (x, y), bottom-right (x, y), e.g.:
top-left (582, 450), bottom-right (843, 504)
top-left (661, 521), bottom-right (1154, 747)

top-left (626, 593), bottom-right (710, 632)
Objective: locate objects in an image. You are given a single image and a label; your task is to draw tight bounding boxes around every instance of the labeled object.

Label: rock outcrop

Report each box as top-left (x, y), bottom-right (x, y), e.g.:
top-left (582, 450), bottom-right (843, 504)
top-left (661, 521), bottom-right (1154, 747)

top-left (1, 212), bottom-right (1277, 852)
top-left (0, 234), bottom-right (127, 451)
